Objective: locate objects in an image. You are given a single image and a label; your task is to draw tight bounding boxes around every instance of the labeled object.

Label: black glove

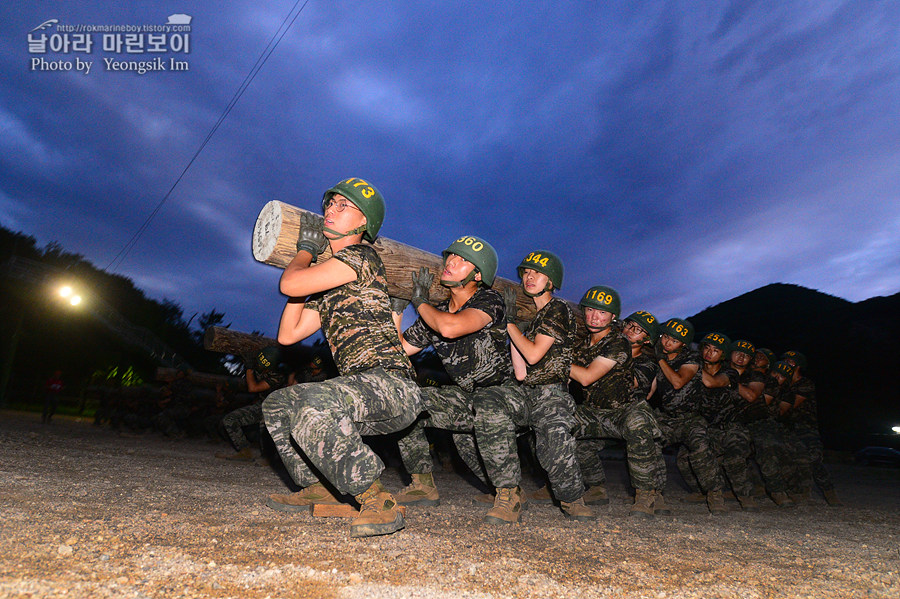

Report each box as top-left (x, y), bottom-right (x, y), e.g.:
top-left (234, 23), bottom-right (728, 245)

top-left (296, 212), bottom-right (329, 261)
top-left (502, 287), bottom-right (518, 323)
top-left (410, 267), bottom-right (434, 309)
top-left (390, 296), bottom-right (410, 314)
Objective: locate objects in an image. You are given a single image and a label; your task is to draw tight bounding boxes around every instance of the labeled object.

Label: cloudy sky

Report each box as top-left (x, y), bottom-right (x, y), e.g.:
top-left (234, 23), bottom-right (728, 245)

top-left (2, 1), bottom-right (899, 337)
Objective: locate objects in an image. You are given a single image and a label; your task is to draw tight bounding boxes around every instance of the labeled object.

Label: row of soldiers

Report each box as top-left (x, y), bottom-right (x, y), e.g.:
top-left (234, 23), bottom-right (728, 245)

top-left (242, 177), bottom-right (837, 538)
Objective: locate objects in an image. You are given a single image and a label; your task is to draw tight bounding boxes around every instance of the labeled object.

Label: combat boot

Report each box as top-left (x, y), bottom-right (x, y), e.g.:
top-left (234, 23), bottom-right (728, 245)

top-left (789, 490), bottom-right (811, 506)
top-left (737, 495), bottom-right (760, 512)
top-left (395, 473), bottom-right (440, 506)
top-left (472, 492), bottom-right (495, 505)
top-left (653, 491), bottom-right (673, 516)
top-left (823, 488), bottom-right (843, 507)
top-left (484, 487), bottom-right (524, 525)
top-left (628, 489), bottom-right (655, 519)
top-left (560, 497), bottom-right (596, 521)
top-left (527, 485), bottom-right (553, 503)
top-left (583, 485), bottom-right (610, 505)
top-left (770, 491), bottom-right (795, 508)
top-left (350, 480), bottom-right (405, 538)
top-left (215, 446), bottom-right (256, 461)
top-left (266, 482), bottom-right (342, 512)
top-left (706, 489), bottom-right (727, 515)
top-left (680, 492), bottom-right (707, 504)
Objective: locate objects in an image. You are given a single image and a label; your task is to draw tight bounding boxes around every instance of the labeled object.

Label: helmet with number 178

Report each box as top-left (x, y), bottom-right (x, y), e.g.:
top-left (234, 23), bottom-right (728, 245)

top-left (321, 177), bottom-right (385, 242)
top-left (516, 250), bottom-right (564, 292)
top-left (579, 286), bottom-right (621, 318)
top-left (442, 235), bottom-right (498, 287)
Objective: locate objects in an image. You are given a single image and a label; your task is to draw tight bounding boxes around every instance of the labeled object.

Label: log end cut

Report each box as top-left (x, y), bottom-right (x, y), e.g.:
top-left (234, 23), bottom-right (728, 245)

top-left (252, 200), bottom-right (284, 263)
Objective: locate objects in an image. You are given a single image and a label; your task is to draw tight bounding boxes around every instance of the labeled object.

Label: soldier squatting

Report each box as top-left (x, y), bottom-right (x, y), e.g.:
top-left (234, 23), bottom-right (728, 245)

top-left (245, 177), bottom-right (841, 538)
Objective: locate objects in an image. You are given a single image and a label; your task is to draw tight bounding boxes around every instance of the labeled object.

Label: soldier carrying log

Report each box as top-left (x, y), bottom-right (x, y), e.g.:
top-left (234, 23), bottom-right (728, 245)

top-left (260, 177), bottom-right (422, 538)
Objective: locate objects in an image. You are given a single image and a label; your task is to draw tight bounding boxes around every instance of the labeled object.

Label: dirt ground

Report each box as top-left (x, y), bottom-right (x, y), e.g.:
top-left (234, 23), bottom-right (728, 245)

top-left (1, 411), bottom-right (898, 599)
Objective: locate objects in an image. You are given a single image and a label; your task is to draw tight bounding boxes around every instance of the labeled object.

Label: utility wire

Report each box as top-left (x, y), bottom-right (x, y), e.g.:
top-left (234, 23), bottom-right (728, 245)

top-left (105, 0), bottom-right (311, 272)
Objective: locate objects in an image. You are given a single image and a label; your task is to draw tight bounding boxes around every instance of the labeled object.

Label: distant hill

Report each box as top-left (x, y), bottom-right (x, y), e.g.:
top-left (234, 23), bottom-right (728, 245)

top-left (688, 283), bottom-right (900, 448)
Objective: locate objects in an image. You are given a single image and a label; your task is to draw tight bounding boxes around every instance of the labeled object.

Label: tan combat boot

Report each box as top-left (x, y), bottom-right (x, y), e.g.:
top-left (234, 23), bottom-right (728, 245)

top-left (484, 487), bottom-right (524, 525)
top-left (472, 492), bottom-right (495, 505)
top-left (215, 446), bottom-right (256, 461)
top-left (583, 485), bottom-right (610, 505)
top-left (653, 491), bottom-right (673, 516)
top-left (680, 492), bottom-right (707, 504)
top-left (628, 489), bottom-right (655, 518)
top-left (789, 490), bottom-right (811, 506)
top-left (527, 485), bottom-right (553, 503)
top-left (706, 489), bottom-right (727, 514)
top-left (395, 473), bottom-right (440, 506)
top-left (561, 497), bottom-right (596, 521)
top-left (266, 482), bottom-right (342, 512)
top-left (350, 480), bottom-right (405, 538)
top-left (770, 491), bottom-right (795, 508)
top-left (737, 495), bottom-right (760, 512)
top-left (823, 488), bottom-right (843, 506)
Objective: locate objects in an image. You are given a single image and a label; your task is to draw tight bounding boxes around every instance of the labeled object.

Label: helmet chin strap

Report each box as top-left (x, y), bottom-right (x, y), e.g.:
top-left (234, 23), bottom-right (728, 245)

top-left (585, 323), bottom-right (611, 333)
top-left (524, 282), bottom-right (552, 298)
top-left (323, 224), bottom-right (366, 240)
top-left (440, 269), bottom-right (478, 288)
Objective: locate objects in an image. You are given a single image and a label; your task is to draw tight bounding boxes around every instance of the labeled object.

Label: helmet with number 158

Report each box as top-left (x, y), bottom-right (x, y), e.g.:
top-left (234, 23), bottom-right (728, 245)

top-left (321, 177), bottom-right (385, 242)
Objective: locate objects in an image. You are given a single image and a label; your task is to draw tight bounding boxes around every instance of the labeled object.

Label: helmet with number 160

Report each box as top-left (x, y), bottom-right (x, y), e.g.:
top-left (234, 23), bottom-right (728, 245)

top-left (660, 318), bottom-right (695, 345)
top-left (516, 250), bottom-right (564, 291)
top-left (321, 177), bottom-right (385, 242)
top-left (442, 235), bottom-right (498, 287)
top-left (579, 286), bottom-right (621, 318)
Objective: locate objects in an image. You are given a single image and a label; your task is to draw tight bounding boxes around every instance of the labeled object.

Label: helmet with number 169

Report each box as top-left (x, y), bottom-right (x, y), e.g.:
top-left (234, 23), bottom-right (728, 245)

top-left (321, 177), bottom-right (385, 242)
top-left (579, 286), bottom-right (621, 318)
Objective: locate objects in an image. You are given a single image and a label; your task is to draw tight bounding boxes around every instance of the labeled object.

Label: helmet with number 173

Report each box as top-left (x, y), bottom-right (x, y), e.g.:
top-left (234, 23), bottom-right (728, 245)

top-left (321, 177), bottom-right (385, 242)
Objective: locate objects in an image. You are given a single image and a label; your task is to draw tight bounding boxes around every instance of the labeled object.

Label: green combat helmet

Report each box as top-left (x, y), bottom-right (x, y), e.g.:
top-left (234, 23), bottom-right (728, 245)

top-left (441, 235), bottom-right (498, 287)
top-left (772, 360), bottom-right (795, 381)
top-left (700, 332), bottom-right (732, 355)
top-left (757, 348), bottom-right (776, 367)
top-left (516, 250), bottom-right (564, 295)
top-left (781, 350), bottom-right (808, 370)
top-left (624, 310), bottom-right (658, 341)
top-left (732, 339), bottom-right (756, 358)
top-left (579, 286), bottom-right (621, 318)
top-left (256, 346), bottom-right (281, 372)
top-left (660, 318), bottom-right (695, 345)
top-left (321, 177), bottom-right (385, 241)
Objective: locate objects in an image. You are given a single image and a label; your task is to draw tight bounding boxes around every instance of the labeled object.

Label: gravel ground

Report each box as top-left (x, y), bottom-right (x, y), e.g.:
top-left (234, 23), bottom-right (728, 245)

top-left (1, 411), bottom-right (899, 599)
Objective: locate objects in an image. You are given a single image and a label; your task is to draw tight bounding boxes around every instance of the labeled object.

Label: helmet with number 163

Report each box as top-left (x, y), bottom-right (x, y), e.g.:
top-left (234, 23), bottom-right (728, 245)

top-left (579, 286), bottom-right (621, 318)
top-left (660, 318), bottom-right (695, 345)
top-left (516, 250), bottom-right (564, 291)
top-left (321, 177), bottom-right (385, 242)
top-left (442, 235), bottom-right (498, 287)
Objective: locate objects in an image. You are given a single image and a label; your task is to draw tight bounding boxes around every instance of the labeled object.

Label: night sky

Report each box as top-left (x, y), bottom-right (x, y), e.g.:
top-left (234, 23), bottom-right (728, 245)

top-left (2, 2), bottom-right (899, 337)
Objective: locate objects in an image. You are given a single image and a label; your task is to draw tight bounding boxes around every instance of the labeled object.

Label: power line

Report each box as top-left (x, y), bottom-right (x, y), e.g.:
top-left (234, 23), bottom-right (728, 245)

top-left (105, 0), bottom-right (311, 272)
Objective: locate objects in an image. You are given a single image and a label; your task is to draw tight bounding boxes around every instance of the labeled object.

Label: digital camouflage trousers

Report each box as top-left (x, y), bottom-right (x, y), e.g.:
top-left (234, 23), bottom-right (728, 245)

top-left (262, 368), bottom-right (422, 496)
top-left (573, 399), bottom-right (665, 492)
top-left (221, 401), bottom-right (263, 451)
top-left (655, 411), bottom-right (722, 493)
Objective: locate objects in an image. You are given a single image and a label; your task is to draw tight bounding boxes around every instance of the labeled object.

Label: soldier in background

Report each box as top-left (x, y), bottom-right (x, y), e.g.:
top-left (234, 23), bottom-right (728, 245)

top-left (41, 370), bottom-right (64, 424)
top-left (215, 346), bottom-right (291, 462)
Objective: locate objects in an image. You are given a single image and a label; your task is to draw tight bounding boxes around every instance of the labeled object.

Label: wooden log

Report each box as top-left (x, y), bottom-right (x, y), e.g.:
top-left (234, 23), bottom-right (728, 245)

top-left (252, 200), bottom-right (556, 321)
top-left (155, 367), bottom-right (246, 390)
top-left (203, 326), bottom-right (276, 356)
top-left (310, 503), bottom-right (408, 519)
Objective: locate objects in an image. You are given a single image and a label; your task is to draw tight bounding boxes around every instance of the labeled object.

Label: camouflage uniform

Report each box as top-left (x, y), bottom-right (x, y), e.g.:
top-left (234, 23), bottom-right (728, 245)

top-left (689, 367), bottom-right (755, 498)
top-left (787, 376), bottom-right (834, 492)
top-left (517, 298), bottom-right (584, 503)
top-left (262, 245), bottom-right (422, 496)
top-left (572, 331), bottom-right (664, 493)
top-left (654, 348), bottom-right (722, 493)
top-left (221, 369), bottom-right (287, 451)
top-left (736, 370), bottom-right (798, 495)
top-left (397, 287), bottom-right (526, 489)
